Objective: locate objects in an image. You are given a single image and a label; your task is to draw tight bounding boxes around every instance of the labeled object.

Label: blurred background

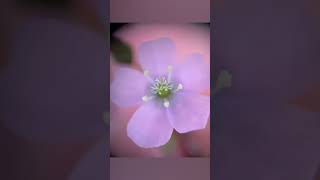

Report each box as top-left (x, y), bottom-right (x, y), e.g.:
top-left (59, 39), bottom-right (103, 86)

top-left (2, 0), bottom-right (320, 179)
top-left (110, 23), bottom-right (210, 157)
top-left (0, 1), bottom-right (211, 180)
top-left (0, 0), bottom-right (108, 179)
top-left (110, 0), bottom-right (210, 22)
top-left (213, 0), bottom-right (320, 179)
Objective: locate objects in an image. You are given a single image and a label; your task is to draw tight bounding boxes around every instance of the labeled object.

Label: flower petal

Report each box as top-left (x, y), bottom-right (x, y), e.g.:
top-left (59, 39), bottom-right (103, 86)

top-left (138, 38), bottom-right (176, 75)
top-left (167, 92), bottom-right (210, 133)
top-left (111, 67), bottom-right (148, 107)
top-left (174, 53), bottom-right (210, 92)
top-left (127, 102), bottom-right (173, 148)
top-left (110, 104), bottom-right (163, 156)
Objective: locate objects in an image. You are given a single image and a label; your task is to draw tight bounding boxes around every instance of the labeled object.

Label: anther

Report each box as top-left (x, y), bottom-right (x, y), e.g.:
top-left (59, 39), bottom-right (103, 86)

top-left (143, 70), bottom-right (154, 83)
top-left (163, 99), bottom-right (170, 108)
top-left (174, 83), bottom-right (183, 92)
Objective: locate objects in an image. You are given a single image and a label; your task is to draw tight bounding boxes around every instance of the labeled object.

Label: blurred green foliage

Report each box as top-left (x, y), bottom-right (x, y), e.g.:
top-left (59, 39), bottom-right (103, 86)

top-left (110, 36), bottom-right (133, 64)
top-left (217, 70), bottom-right (232, 89)
top-left (162, 132), bottom-right (177, 155)
top-left (214, 70), bottom-right (232, 95)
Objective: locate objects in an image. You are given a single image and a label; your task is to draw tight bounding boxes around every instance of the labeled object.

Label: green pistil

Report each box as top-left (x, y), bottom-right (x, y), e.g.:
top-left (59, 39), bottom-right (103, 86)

top-left (156, 87), bottom-right (171, 98)
top-left (151, 77), bottom-right (173, 99)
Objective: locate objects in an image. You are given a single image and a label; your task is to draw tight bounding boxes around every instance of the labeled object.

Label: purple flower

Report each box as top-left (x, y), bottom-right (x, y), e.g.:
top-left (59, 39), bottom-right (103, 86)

top-left (111, 38), bottom-right (210, 148)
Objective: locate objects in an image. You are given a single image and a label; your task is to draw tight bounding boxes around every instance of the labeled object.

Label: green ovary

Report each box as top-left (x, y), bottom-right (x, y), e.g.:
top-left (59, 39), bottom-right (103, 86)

top-left (151, 77), bottom-right (173, 99)
top-left (156, 87), bottom-right (171, 98)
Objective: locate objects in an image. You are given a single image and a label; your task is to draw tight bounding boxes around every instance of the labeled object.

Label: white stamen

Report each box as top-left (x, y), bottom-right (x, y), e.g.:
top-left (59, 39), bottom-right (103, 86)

top-left (167, 65), bottom-right (173, 83)
top-left (163, 99), bottom-right (170, 108)
top-left (150, 77), bottom-right (173, 95)
top-left (143, 70), bottom-right (154, 83)
top-left (174, 83), bottom-right (183, 92)
top-left (142, 95), bottom-right (154, 102)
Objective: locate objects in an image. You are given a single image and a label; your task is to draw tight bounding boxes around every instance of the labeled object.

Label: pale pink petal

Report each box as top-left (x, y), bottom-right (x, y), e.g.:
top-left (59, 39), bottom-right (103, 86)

top-left (167, 92), bottom-right (210, 133)
top-left (127, 102), bottom-right (173, 148)
top-left (138, 38), bottom-right (176, 76)
top-left (110, 103), bottom-right (164, 157)
top-left (111, 67), bottom-right (148, 107)
top-left (174, 53), bottom-right (210, 92)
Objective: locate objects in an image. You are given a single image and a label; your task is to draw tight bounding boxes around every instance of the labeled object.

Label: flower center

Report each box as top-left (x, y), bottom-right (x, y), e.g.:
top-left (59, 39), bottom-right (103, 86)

top-left (151, 77), bottom-right (173, 99)
top-left (142, 65), bottom-right (183, 108)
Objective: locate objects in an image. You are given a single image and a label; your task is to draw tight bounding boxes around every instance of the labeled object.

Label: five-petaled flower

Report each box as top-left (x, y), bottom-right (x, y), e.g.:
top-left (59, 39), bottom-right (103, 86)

top-left (111, 38), bottom-right (210, 148)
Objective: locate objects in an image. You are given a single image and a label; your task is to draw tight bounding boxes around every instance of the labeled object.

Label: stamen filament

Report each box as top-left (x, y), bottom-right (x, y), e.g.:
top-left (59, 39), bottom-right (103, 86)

top-left (143, 70), bottom-right (154, 83)
top-left (142, 67), bottom-right (184, 105)
top-left (142, 95), bottom-right (154, 102)
top-left (167, 65), bottom-right (173, 83)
